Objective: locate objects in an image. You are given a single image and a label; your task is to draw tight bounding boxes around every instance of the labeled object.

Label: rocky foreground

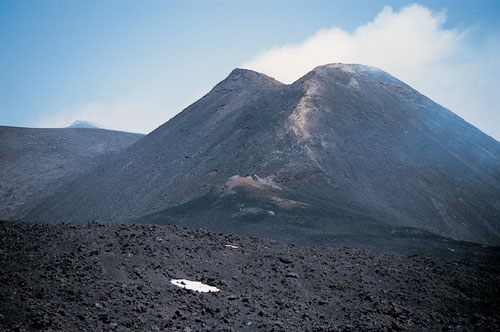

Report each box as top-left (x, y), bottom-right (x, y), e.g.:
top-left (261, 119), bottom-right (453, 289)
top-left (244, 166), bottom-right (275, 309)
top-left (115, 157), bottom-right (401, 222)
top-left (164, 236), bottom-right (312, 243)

top-left (1, 221), bottom-right (499, 331)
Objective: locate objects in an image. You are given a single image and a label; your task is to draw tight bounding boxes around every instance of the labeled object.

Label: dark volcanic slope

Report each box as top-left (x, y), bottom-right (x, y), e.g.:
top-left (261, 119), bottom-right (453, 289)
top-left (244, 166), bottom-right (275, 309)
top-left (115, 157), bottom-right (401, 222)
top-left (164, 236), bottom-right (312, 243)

top-left (0, 126), bottom-right (143, 219)
top-left (26, 64), bottom-right (500, 248)
top-left (1, 221), bottom-right (499, 331)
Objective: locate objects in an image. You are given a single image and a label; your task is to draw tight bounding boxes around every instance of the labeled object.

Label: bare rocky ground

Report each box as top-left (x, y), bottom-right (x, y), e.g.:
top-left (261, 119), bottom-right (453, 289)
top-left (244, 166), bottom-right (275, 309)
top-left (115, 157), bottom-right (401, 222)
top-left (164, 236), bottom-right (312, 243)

top-left (1, 221), bottom-right (499, 331)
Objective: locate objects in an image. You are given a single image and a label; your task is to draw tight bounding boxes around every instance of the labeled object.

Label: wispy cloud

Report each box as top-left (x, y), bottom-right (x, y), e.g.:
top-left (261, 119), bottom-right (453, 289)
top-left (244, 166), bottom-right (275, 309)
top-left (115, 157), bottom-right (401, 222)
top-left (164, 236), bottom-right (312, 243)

top-left (243, 4), bottom-right (500, 141)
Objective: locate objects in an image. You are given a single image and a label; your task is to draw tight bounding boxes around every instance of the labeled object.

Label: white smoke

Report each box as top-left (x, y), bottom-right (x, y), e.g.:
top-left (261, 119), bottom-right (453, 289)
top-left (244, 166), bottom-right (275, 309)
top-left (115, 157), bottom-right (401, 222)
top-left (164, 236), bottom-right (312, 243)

top-left (243, 4), bottom-right (500, 141)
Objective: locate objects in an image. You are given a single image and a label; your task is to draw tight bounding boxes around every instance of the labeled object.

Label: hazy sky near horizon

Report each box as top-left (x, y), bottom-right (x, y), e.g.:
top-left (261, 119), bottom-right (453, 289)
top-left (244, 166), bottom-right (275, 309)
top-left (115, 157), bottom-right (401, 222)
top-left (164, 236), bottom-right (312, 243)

top-left (1, 0), bottom-right (499, 139)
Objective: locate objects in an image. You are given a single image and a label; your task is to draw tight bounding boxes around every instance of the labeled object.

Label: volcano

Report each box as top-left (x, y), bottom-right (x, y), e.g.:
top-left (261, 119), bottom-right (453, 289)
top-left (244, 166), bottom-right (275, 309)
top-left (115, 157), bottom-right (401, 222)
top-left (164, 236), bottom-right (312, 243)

top-left (24, 64), bottom-right (500, 252)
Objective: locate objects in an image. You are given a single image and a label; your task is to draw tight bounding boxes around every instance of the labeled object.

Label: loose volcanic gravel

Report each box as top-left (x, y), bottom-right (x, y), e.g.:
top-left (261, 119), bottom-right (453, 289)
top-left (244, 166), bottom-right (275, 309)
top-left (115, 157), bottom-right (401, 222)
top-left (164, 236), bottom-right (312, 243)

top-left (1, 220), bottom-right (499, 331)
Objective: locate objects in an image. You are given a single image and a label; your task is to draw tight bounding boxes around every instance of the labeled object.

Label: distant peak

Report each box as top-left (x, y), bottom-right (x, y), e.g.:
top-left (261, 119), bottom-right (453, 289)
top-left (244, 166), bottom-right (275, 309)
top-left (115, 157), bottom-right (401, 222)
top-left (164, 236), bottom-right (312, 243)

top-left (67, 120), bottom-right (101, 129)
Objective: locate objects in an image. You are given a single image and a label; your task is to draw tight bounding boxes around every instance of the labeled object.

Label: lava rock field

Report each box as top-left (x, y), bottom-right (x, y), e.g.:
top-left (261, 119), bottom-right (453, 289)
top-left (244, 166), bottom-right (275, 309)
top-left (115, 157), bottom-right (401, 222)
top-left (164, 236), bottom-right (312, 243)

top-left (1, 220), bottom-right (499, 331)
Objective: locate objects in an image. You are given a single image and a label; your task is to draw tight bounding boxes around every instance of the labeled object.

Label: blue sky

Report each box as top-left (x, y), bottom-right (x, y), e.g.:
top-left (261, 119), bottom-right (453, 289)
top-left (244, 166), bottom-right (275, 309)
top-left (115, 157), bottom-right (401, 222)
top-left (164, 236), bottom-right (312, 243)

top-left (1, 0), bottom-right (499, 139)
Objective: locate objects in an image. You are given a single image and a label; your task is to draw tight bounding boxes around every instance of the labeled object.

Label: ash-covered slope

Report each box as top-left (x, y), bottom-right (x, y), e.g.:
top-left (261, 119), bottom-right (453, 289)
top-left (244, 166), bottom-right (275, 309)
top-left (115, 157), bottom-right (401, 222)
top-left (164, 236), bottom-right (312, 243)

top-left (26, 64), bottom-right (500, 247)
top-left (0, 126), bottom-right (144, 219)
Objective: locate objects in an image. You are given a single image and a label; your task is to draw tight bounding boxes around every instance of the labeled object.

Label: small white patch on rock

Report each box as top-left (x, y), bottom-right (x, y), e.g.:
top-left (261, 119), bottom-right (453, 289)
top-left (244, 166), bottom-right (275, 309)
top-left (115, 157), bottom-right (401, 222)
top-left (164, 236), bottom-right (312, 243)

top-left (225, 244), bottom-right (239, 249)
top-left (268, 210), bottom-right (275, 216)
top-left (122, 161), bottom-right (133, 169)
top-left (231, 207), bottom-right (265, 218)
top-left (170, 279), bottom-right (220, 293)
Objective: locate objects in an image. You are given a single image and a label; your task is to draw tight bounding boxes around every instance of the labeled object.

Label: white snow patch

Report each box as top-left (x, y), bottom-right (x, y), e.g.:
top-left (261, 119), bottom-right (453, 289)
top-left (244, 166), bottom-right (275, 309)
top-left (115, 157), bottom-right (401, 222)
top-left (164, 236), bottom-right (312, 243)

top-left (170, 279), bottom-right (220, 293)
top-left (225, 244), bottom-right (239, 249)
top-left (268, 210), bottom-right (275, 216)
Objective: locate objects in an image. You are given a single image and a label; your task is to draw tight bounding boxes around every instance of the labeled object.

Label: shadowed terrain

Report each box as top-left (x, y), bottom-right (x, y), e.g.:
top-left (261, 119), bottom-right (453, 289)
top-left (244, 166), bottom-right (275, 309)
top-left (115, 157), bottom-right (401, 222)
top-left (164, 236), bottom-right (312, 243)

top-left (0, 126), bottom-right (144, 219)
top-left (1, 221), bottom-right (499, 331)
